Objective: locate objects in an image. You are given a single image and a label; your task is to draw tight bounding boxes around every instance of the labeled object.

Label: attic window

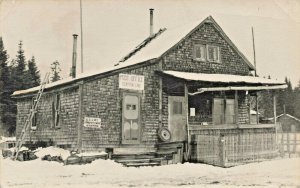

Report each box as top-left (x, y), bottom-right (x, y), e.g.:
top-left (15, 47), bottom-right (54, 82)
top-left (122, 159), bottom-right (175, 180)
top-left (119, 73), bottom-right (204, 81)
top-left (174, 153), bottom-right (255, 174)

top-left (193, 44), bottom-right (206, 61)
top-left (207, 45), bottom-right (220, 63)
top-left (193, 43), bottom-right (221, 63)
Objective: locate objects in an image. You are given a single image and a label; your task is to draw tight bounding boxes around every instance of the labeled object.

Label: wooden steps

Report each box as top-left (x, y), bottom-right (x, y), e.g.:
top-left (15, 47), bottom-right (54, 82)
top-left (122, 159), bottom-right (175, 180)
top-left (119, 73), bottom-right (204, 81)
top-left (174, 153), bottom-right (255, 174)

top-left (111, 142), bottom-right (186, 167)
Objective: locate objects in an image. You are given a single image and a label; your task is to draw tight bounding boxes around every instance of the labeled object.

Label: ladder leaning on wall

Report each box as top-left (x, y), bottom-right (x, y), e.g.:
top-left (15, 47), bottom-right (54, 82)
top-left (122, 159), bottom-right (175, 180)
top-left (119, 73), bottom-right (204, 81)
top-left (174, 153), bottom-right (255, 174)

top-left (13, 72), bottom-right (50, 160)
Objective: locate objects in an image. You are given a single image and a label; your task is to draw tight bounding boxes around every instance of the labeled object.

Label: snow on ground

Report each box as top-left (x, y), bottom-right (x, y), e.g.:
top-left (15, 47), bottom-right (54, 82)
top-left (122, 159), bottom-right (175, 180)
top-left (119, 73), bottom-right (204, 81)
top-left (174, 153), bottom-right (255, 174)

top-left (34, 146), bottom-right (71, 161)
top-left (0, 156), bottom-right (299, 188)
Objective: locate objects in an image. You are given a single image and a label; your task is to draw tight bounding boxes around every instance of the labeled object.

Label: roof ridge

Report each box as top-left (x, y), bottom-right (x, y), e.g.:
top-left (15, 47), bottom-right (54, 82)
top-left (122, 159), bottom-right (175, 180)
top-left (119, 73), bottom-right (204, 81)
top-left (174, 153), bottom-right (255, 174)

top-left (115, 28), bottom-right (167, 66)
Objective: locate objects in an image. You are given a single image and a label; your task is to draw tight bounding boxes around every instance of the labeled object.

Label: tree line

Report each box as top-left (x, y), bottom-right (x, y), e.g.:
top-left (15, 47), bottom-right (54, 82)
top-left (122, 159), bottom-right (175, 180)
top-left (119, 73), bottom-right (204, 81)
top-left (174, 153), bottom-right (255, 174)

top-left (258, 77), bottom-right (300, 120)
top-left (0, 37), bottom-right (61, 136)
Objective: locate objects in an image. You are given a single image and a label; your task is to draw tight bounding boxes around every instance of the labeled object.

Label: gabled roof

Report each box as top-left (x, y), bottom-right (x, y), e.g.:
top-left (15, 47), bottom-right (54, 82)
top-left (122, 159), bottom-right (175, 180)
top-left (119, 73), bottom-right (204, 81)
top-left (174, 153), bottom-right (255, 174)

top-left (276, 114), bottom-right (300, 123)
top-left (117, 16), bottom-right (255, 70)
top-left (13, 16), bottom-right (257, 97)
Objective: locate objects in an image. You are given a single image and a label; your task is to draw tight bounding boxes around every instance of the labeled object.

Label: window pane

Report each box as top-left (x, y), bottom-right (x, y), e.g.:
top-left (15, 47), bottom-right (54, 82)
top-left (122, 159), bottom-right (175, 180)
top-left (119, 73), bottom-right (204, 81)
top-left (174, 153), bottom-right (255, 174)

top-left (124, 95), bottom-right (139, 119)
top-left (194, 44), bottom-right (206, 60)
top-left (225, 99), bottom-right (235, 124)
top-left (213, 99), bottom-right (224, 125)
top-left (173, 101), bottom-right (183, 115)
top-left (207, 46), bottom-right (220, 62)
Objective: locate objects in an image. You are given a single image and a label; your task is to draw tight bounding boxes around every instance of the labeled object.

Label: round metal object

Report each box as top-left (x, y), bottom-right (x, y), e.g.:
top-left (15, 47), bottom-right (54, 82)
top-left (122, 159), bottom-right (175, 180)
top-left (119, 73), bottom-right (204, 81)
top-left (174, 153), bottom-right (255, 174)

top-left (158, 127), bottom-right (171, 142)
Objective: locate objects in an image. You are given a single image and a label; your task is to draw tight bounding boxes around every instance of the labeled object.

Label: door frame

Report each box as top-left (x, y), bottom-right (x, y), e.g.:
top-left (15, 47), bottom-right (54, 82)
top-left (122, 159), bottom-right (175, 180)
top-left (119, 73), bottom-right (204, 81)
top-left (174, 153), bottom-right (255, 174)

top-left (168, 96), bottom-right (187, 142)
top-left (121, 92), bottom-right (141, 144)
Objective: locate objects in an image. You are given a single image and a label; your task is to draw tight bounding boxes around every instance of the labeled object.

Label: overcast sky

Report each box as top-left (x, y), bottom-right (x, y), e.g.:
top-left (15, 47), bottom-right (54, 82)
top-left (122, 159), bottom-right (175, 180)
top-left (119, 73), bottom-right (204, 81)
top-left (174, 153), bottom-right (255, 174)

top-left (0, 0), bottom-right (299, 87)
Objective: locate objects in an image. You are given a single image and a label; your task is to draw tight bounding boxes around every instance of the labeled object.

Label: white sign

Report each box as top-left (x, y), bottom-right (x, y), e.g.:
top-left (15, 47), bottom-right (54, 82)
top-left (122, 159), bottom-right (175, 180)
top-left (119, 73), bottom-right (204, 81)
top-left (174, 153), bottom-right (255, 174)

top-left (84, 117), bottom-right (103, 129)
top-left (119, 74), bottom-right (144, 90)
top-left (190, 108), bottom-right (195, 117)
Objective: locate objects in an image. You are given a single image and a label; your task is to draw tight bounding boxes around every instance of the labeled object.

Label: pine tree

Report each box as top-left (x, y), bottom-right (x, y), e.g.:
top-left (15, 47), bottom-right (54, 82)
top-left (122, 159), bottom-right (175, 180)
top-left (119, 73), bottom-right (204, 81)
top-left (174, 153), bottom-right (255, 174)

top-left (293, 80), bottom-right (300, 119)
top-left (11, 41), bottom-right (27, 91)
top-left (27, 56), bottom-right (41, 88)
top-left (51, 60), bottom-right (61, 82)
top-left (0, 37), bottom-right (15, 136)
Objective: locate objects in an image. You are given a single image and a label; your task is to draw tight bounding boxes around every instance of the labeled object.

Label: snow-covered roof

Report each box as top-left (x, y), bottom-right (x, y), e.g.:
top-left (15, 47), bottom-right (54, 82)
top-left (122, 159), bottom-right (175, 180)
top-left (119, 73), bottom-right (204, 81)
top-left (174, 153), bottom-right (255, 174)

top-left (12, 59), bottom-right (149, 96)
top-left (161, 70), bottom-right (285, 85)
top-left (274, 114), bottom-right (300, 122)
top-left (13, 16), bottom-right (256, 97)
top-left (118, 16), bottom-right (255, 70)
top-left (0, 136), bottom-right (16, 144)
top-left (250, 110), bottom-right (260, 115)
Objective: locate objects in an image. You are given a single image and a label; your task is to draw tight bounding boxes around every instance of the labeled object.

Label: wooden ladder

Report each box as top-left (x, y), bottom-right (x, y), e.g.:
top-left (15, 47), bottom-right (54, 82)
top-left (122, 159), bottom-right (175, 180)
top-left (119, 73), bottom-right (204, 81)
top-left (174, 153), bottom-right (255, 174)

top-left (13, 72), bottom-right (50, 160)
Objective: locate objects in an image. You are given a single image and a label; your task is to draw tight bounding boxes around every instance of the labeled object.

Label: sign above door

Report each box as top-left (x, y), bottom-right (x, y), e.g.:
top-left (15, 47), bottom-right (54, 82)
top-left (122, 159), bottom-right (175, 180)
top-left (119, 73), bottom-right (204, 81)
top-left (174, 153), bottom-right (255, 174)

top-left (119, 74), bottom-right (144, 91)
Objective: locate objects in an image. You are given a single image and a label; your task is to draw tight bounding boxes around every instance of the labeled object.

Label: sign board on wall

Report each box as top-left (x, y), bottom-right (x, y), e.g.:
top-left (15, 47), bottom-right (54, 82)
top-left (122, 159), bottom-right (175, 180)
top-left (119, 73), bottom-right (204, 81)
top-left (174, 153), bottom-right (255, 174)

top-left (83, 117), bottom-right (103, 129)
top-left (119, 74), bottom-right (144, 91)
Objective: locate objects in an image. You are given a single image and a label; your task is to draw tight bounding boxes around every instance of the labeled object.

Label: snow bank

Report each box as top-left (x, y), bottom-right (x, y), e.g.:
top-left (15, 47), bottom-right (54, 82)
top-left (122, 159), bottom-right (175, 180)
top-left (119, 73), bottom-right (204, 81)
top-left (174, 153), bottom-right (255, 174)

top-left (34, 146), bottom-right (70, 160)
top-left (76, 151), bottom-right (107, 157)
top-left (0, 136), bottom-right (16, 144)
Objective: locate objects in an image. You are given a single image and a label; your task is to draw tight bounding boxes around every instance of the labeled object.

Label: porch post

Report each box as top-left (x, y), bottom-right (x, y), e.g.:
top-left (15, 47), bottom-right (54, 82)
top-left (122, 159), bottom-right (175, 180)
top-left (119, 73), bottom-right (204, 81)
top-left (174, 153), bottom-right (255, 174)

top-left (273, 92), bottom-right (277, 125)
top-left (235, 90), bottom-right (239, 125)
top-left (256, 92), bottom-right (259, 124)
top-left (184, 83), bottom-right (190, 160)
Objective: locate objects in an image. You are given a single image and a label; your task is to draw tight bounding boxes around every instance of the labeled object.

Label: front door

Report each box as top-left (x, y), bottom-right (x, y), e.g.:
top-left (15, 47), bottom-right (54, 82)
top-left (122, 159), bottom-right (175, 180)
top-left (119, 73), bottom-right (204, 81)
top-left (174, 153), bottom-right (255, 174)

top-left (122, 92), bottom-right (141, 144)
top-left (168, 96), bottom-right (187, 142)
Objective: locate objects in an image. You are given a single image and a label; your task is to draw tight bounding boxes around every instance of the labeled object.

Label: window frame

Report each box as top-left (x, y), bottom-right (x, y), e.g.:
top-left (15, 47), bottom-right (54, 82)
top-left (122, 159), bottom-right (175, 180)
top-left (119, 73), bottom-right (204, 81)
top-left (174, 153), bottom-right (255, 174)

top-left (30, 97), bottom-right (37, 130)
top-left (206, 45), bottom-right (221, 63)
top-left (193, 42), bottom-right (221, 63)
top-left (52, 94), bottom-right (61, 128)
top-left (212, 97), bottom-right (236, 125)
top-left (193, 43), bottom-right (206, 61)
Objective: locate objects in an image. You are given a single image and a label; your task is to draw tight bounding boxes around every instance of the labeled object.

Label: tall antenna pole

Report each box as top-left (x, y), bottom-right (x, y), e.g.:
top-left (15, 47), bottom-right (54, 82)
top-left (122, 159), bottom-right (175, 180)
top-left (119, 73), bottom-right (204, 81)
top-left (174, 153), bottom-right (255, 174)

top-left (252, 27), bottom-right (257, 76)
top-left (80, 0), bottom-right (83, 73)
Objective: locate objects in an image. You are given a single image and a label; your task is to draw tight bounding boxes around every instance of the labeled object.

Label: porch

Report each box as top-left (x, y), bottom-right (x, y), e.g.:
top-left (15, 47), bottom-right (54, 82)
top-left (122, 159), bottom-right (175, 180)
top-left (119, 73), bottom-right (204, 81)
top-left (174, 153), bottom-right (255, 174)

top-left (158, 70), bottom-right (287, 167)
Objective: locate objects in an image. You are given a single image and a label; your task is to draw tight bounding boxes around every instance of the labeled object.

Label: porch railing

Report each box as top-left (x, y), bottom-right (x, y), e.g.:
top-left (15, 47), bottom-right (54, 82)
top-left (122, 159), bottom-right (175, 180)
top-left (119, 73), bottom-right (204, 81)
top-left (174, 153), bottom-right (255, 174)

top-left (189, 124), bottom-right (278, 167)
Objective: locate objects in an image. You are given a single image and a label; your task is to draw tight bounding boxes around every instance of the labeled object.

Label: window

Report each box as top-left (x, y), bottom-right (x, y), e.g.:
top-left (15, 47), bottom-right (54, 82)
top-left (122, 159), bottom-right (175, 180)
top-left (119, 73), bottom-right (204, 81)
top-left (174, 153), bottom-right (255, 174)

top-left (207, 45), bottom-right (220, 63)
top-left (213, 98), bottom-right (235, 125)
top-left (52, 94), bottom-right (61, 127)
top-left (194, 44), bottom-right (206, 61)
top-left (193, 43), bottom-right (221, 63)
top-left (31, 97), bottom-right (37, 130)
top-left (173, 101), bottom-right (183, 115)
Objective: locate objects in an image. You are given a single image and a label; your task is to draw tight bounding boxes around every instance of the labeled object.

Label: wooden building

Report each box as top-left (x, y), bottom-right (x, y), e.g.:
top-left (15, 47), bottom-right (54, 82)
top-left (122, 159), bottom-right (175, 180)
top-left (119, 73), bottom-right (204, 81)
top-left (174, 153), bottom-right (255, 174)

top-left (274, 114), bottom-right (300, 133)
top-left (12, 16), bottom-right (286, 167)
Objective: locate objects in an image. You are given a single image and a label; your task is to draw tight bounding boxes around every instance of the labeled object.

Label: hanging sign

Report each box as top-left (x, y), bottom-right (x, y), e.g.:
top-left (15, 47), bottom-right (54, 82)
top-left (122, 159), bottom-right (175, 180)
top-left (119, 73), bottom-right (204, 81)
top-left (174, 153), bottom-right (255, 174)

top-left (83, 117), bottom-right (103, 129)
top-left (119, 74), bottom-right (144, 90)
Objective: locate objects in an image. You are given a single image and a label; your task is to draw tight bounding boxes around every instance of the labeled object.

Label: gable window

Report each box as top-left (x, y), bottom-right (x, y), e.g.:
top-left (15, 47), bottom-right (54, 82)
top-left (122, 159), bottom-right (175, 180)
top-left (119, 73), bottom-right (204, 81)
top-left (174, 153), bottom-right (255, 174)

top-left (31, 97), bottom-right (37, 130)
top-left (193, 43), bottom-right (221, 63)
top-left (52, 94), bottom-right (61, 128)
top-left (207, 45), bottom-right (220, 63)
top-left (194, 44), bottom-right (206, 61)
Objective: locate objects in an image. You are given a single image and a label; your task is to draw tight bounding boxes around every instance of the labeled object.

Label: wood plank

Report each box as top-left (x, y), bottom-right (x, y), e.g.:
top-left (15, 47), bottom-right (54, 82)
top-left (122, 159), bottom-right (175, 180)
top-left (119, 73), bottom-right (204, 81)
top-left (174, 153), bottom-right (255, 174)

top-left (76, 81), bottom-right (84, 152)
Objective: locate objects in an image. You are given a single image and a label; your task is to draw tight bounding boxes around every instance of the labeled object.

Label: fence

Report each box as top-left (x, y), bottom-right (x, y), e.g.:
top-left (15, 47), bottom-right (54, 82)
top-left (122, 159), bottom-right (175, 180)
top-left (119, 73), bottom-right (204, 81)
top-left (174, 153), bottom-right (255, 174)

top-left (190, 126), bottom-right (278, 167)
top-left (277, 131), bottom-right (300, 157)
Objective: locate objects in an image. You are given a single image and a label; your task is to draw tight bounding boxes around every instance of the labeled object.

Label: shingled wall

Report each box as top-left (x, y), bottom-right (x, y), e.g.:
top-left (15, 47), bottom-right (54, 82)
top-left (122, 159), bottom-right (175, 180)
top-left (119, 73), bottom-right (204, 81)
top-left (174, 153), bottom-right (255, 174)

top-left (16, 87), bottom-right (79, 150)
top-left (162, 22), bottom-right (250, 75)
top-left (80, 63), bottom-right (161, 151)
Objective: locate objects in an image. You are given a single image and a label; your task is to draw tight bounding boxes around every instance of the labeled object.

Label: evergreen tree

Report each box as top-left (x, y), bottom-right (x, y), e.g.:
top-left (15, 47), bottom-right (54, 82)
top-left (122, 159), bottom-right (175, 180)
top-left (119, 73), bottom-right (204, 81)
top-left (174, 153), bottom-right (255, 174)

top-left (11, 41), bottom-right (27, 91)
top-left (293, 80), bottom-right (300, 119)
top-left (0, 37), bottom-right (15, 136)
top-left (51, 60), bottom-right (61, 82)
top-left (27, 56), bottom-right (41, 88)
